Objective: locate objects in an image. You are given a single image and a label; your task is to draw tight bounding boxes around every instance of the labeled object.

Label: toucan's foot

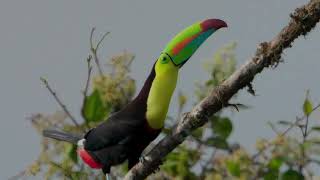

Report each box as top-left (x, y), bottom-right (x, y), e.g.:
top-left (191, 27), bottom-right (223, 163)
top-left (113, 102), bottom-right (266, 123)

top-left (152, 166), bottom-right (161, 173)
top-left (139, 155), bottom-right (153, 163)
top-left (139, 156), bottom-right (146, 163)
top-left (105, 174), bottom-right (111, 180)
top-left (247, 82), bottom-right (256, 96)
top-left (102, 165), bottom-right (111, 174)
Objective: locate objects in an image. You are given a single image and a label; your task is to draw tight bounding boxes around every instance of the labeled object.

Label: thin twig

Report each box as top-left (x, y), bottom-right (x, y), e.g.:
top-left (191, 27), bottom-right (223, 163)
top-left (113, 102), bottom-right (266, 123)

top-left (50, 161), bottom-right (73, 178)
top-left (251, 142), bottom-right (274, 162)
top-left (200, 148), bottom-right (217, 175)
top-left (8, 170), bottom-right (26, 180)
top-left (267, 121), bottom-right (281, 135)
top-left (90, 28), bottom-right (95, 53)
top-left (281, 103), bottom-right (320, 136)
top-left (83, 55), bottom-right (93, 97)
top-left (96, 31), bottom-right (110, 51)
top-left (89, 27), bottom-right (110, 76)
top-left (40, 77), bottom-right (82, 130)
top-left (253, 101), bottom-right (320, 171)
top-left (253, 103), bottom-right (320, 163)
top-left (300, 104), bottom-right (311, 172)
top-left (81, 55), bottom-right (93, 130)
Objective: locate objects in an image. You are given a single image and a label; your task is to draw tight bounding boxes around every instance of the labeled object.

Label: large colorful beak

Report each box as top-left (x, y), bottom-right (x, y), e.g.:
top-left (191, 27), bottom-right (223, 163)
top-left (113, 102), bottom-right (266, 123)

top-left (162, 19), bottom-right (227, 67)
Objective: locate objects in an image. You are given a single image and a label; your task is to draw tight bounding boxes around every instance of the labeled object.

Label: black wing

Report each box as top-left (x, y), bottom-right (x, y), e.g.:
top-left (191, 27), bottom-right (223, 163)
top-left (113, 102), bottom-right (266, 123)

top-left (84, 111), bottom-right (143, 151)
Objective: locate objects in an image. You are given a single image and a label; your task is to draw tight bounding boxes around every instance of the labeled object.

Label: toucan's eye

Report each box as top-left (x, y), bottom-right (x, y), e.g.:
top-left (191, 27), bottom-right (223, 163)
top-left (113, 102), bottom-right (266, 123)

top-left (160, 56), bottom-right (169, 64)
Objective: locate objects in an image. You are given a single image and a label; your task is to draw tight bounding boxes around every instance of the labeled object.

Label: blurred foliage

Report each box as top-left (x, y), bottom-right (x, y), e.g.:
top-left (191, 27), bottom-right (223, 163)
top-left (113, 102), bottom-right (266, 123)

top-left (92, 51), bottom-right (136, 111)
top-left (16, 35), bottom-right (320, 180)
top-left (22, 48), bottom-right (136, 179)
top-left (195, 42), bottom-right (236, 101)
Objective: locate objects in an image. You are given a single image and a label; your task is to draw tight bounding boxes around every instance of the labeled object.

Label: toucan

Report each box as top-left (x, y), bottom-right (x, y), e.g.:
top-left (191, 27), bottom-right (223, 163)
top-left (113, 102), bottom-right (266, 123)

top-left (43, 19), bottom-right (227, 176)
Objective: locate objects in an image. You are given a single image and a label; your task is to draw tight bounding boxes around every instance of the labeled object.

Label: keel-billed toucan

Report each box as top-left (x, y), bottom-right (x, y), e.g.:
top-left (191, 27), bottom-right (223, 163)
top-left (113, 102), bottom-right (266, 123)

top-left (43, 19), bottom-right (227, 175)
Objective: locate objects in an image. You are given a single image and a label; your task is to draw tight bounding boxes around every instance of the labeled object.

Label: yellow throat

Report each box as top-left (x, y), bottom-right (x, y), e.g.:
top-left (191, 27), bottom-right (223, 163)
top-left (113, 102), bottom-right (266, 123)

top-left (146, 57), bottom-right (179, 129)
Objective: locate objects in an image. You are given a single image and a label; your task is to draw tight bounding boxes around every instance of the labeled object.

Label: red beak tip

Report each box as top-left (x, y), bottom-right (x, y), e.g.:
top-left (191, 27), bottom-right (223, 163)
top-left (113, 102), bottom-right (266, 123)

top-left (201, 19), bottom-right (228, 30)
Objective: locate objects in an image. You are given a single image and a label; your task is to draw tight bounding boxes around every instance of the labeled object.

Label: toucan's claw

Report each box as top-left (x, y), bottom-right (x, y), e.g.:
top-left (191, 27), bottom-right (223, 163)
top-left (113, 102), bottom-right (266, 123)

top-left (247, 83), bottom-right (256, 96)
top-left (102, 165), bottom-right (111, 174)
top-left (152, 166), bottom-right (161, 173)
top-left (225, 103), bottom-right (243, 112)
top-left (139, 156), bottom-right (146, 164)
top-left (105, 174), bottom-right (111, 180)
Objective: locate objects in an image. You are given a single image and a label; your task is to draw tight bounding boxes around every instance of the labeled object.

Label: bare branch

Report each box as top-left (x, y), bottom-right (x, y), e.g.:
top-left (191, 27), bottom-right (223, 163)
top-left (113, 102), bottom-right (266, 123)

top-left (124, 0), bottom-right (320, 179)
top-left (96, 31), bottom-right (110, 52)
top-left (90, 27), bottom-right (95, 53)
top-left (81, 55), bottom-right (93, 130)
top-left (8, 170), bottom-right (26, 180)
top-left (89, 27), bottom-right (110, 76)
top-left (83, 55), bottom-right (93, 97)
top-left (40, 77), bottom-right (82, 130)
top-left (281, 102), bottom-right (320, 136)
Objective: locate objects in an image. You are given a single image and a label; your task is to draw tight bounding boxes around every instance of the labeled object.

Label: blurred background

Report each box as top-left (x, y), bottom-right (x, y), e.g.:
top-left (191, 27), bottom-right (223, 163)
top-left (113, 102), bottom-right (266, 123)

top-left (0, 0), bottom-right (320, 179)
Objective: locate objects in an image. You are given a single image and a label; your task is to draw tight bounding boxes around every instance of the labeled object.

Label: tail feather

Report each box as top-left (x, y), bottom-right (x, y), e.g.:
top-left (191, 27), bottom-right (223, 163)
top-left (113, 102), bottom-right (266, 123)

top-left (43, 129), bottom-right (82, 145)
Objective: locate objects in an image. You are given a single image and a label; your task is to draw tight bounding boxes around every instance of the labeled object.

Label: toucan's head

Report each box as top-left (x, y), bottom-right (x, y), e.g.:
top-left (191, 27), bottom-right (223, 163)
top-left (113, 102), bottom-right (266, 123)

top-left (155, 19), bottom-right (227, 74)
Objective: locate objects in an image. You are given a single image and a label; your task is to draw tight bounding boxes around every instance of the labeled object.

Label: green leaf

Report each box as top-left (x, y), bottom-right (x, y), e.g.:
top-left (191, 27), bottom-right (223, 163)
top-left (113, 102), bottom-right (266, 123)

top-left (178, 92), bottom-right (187, 108)
top-left (162, 128), bottom-right (171, 135)
top-left (300, 142), bottom-right (313, 154)
top-left (211, 117), bottom-right (233, 139)
top-left (268, 157), bottom-right (283, 171)
top-left (162, 146), bottom-right (198, 179)
top-left (82, 89), bottom-right (109, 123)
top-left (205, 79), bottom-right (214, 86)
top-left (281, 169), bottom-right (304, 180)
top-left (71, 171), bottom-right (88, 179)
top-left (303, 96), bottom-right (313, 116)
top-left (206, 137), bottom-right (229, 149)
top-left (121, 162), bottom-right (129, 173)
top-left (264, 170), bottom-right (279, 180)
top-left (67, 144), bottom-right (78, 163)
top-left (226, 161), bottom-right (240, 177)
top-left (311, 126), bottom-right (320, 132)
top-left (307, 138), bottom-right (320, 145)
top-left (191, 128), bottom-right (203, 139)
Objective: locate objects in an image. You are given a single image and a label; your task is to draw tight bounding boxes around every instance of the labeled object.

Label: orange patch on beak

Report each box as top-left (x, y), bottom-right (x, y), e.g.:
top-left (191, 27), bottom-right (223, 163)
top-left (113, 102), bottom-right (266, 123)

top-left (171, 33), bottom-right (200, 55)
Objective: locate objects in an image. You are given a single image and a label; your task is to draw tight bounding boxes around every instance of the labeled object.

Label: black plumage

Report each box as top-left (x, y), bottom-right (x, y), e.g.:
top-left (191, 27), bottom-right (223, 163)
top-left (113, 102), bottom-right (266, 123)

top-left (44, 64), bottom-right (161, 173)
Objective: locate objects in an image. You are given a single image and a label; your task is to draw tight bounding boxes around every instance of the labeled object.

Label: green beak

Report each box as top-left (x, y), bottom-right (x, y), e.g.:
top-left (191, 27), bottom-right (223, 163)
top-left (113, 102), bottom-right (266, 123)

top-left (162, 19), bottom-right (227, 67)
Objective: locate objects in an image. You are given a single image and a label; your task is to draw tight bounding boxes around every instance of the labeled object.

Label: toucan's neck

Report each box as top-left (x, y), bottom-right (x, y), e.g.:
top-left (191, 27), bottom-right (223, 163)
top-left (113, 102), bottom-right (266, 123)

top-left (129, 62), bottom-right (178, 129)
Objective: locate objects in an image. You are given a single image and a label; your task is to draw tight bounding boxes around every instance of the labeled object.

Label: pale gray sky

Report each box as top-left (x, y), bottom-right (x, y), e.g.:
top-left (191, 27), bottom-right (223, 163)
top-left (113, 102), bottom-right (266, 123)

top-left (1, 0), bottom-right (320, 179)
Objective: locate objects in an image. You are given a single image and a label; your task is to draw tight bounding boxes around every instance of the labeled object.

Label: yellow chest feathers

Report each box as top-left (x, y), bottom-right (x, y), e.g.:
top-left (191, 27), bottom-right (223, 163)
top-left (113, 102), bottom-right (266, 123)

top-left (146, 63), bottom-right (178, 129)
